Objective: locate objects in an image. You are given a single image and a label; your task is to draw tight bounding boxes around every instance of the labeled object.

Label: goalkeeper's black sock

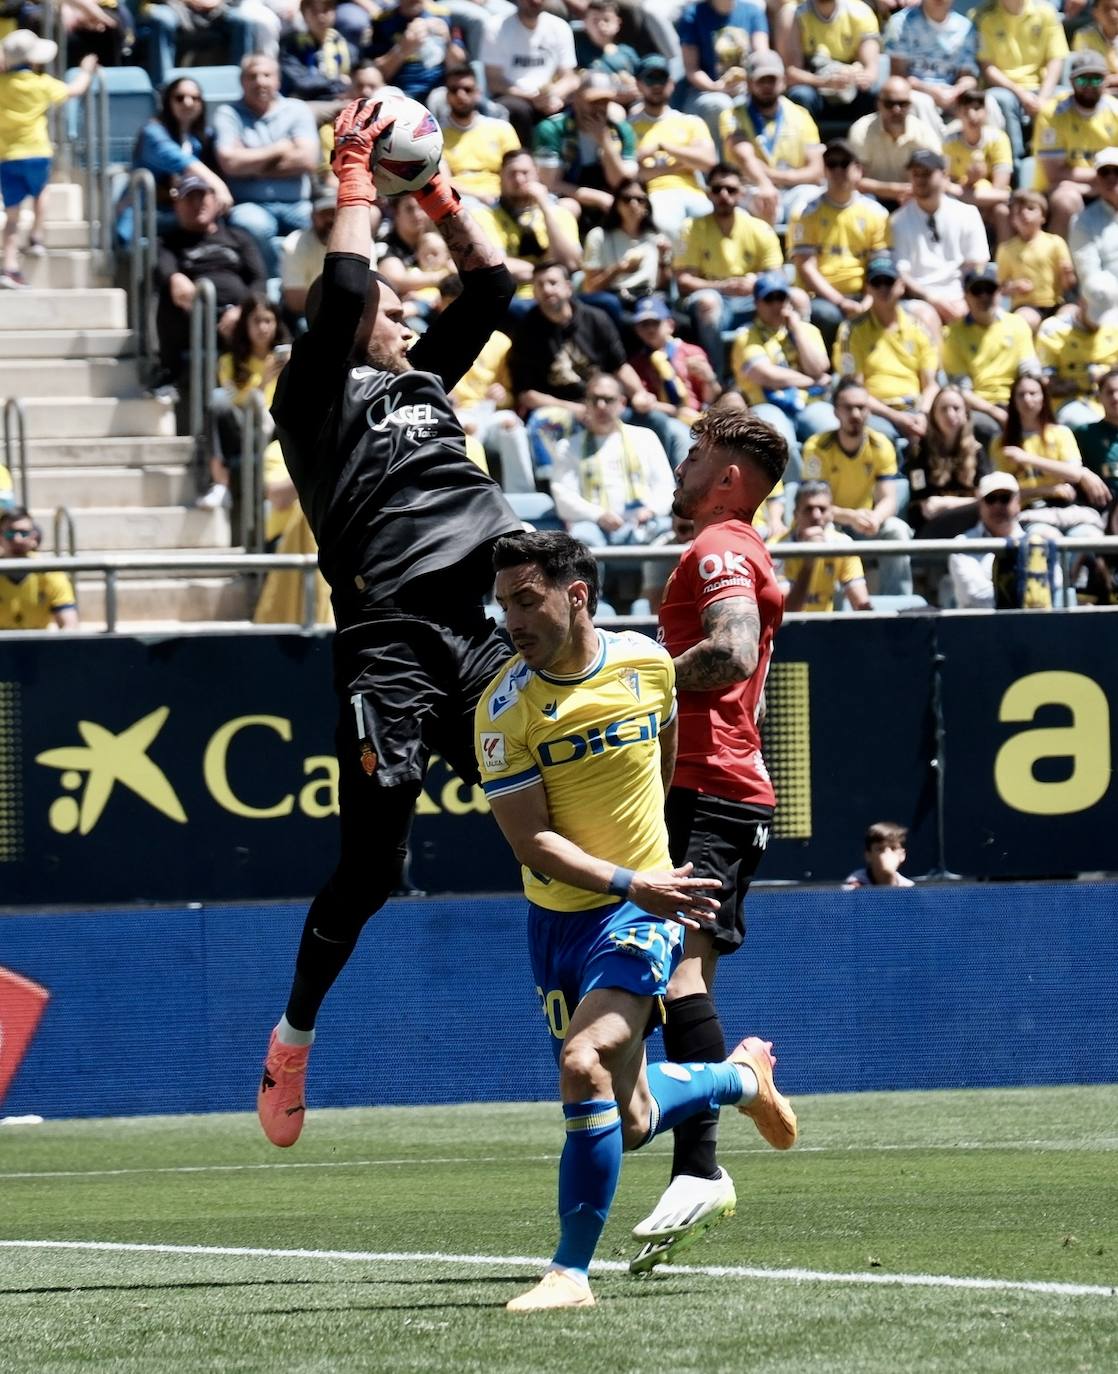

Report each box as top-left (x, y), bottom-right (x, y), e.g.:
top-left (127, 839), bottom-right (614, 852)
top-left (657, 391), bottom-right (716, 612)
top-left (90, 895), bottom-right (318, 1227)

top-left (283, 898), bottom-right (360, 1031)
top-left (663, 992), bottom-right (726, 1181)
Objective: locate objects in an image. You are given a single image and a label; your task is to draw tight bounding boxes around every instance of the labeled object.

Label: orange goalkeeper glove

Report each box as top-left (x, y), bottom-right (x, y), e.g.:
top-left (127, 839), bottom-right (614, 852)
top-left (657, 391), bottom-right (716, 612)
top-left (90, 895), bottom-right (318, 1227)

top-left (414, 171), bottom-right (461, 223)
top-left (332, 98), bottom-right (395, 208)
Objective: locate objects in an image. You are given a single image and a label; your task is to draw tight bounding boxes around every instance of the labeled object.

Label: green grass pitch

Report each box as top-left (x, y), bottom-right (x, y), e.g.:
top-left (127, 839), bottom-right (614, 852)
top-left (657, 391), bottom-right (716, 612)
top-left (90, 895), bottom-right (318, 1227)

top-left (2, 1085), bottom-right (1115, 1373)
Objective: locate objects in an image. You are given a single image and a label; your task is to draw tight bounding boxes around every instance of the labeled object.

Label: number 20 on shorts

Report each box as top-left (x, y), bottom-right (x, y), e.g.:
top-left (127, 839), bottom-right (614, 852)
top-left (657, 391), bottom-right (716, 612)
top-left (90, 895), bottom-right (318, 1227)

top-left (536, 985), bottom-right (570, 1041)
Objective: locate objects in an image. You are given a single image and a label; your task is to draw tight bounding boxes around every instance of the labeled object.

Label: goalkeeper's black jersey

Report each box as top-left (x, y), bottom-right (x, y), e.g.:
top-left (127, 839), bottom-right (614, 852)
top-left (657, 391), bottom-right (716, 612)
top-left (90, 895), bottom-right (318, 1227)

top-left (272, 251), bottom-right (522, 628)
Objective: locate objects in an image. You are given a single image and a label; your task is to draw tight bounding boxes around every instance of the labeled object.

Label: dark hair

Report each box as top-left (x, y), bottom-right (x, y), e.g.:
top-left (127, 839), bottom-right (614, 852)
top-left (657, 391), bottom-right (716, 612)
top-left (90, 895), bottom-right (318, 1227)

top-left (228, 293), bottom-right (288, 389)
top-left (602, 177), bottom-right (654, 234)
top-left (689, 408), bottom-right (788, 488)
top-left (586, 0), bottom-right (620, 10)
top-left (708, 161), bottom-right (741, 186)
top-left (1100, 366), bottom-right (1118, 390)
top-left (865, 821), bottom-right (907, 849)
top-left (443, 62), bottom-right (475, 85)
top-left (492, 530), bottom-right (600, 615)
top-left (1, 506), bottom-right (33, 525)
top-left (833, 376), bottom-right (869, 408)
top-left (794, 479), bottom-right (832, 508)
top-left (1005, 371), bottom-right (1056, 447)
top-left (502, 147), bottom-right (535, 170)
top-left (531, 259), bottom-right (569, 279)
top-left (159, 76), bottom-right (208, 141)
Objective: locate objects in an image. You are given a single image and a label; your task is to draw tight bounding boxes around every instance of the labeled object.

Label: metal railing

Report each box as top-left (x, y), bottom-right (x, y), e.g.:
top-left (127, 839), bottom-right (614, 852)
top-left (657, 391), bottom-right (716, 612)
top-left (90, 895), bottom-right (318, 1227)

top-left (1, 538), bottom-right (1115, 635)
top-left (238, 391), bottom-right (269, 554)
top-left (2, 400), bottom-right (30, 511)
top-left (188, 280), bottom-right (219, 481)
top-left (80, 74), bottom-right (113, 275)
top-left (127, 169), bottom-right (159, 386)
top-left (52, 507), bottom-right (77, 556)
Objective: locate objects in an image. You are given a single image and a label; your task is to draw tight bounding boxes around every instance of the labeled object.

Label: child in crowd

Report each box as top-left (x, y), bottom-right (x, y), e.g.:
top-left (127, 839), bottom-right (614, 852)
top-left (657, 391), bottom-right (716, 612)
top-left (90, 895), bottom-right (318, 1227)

top-left (0, 30), bottom-right (98, 289)
top-left (844, 821), bottom-right (915, 888)
top-left (996, 189), bottom-right (1076, 335)
top-left (941, 88), bottom-right (1012, 243)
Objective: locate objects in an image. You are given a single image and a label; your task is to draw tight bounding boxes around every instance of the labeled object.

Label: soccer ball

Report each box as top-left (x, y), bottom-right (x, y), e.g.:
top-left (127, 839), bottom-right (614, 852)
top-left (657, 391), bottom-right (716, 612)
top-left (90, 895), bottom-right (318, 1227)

top-left (371, 92), bottom-right (444, 197)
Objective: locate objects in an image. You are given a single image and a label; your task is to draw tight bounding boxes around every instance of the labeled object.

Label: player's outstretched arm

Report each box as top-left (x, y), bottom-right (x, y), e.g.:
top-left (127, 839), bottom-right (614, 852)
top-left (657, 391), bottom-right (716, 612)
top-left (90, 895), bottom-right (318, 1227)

top-left (414, 174), bottom-right (506, 274)
top-left (488, 785), bottom-right (718, 926)
top-left (673, 596), bottom-right (760, 691)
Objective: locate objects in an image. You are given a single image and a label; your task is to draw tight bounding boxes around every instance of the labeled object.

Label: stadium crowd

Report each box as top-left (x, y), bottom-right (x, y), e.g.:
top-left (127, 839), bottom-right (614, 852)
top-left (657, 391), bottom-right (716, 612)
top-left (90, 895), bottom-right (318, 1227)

top-left (3, 0), bottom-right (1118, 612)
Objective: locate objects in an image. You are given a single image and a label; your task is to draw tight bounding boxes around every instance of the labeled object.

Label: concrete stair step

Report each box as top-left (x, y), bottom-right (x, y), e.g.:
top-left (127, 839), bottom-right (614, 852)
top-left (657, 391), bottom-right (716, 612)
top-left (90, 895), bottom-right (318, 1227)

top-left (31, 466), bottom-right (194, 508)
top-left (23, 251), bottom-right (107, 290)
top-left (17, 396), bottom-right (176, 438)
top-left (0, 289), bottom-right (127, 331)
top-left (16, 210), bottom-right (90, 249)
top-left (43, 184), bottom-right (84, 220)
top-left (76, 576), bottom-right (255, 625)
top-left (0, 329), bottom-right (134, 360)
top-left (33, 505), bottom-right (232, 550)
top-left (0, 358), bottom-right (142, 399)
top-left (26, 436), bottom-right (194, 467)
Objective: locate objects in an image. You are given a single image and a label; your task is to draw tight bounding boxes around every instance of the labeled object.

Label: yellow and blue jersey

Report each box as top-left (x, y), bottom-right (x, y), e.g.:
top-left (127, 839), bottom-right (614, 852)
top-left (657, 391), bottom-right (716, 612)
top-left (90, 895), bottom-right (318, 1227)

top-left (474, 628), bottom-right (676, 913)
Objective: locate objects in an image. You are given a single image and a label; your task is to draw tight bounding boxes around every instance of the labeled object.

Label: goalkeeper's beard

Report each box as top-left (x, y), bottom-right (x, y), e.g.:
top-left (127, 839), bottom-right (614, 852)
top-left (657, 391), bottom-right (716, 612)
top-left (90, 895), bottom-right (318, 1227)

top-left (366, 343), bottom-right (413, 375)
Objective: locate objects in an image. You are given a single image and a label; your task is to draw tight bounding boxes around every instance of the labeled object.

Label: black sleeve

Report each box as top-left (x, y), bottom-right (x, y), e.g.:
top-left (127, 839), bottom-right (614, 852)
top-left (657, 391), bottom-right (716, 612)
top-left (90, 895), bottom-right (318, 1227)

top-left (590, 305), bottom-right (626, 373)
top-left (272, 251), bottom-right (369, 429)
top-left (408, 263), bottom-right (515, 394)
top-left (507, 314), bottom-right (545, 397)
top-left (230, 226), bottom-right (268, 294)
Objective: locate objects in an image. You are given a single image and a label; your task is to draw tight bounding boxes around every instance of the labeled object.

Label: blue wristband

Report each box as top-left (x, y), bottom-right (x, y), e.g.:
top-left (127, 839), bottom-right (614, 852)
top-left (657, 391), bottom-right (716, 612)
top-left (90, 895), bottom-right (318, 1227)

top-left (608, 867), bottom-right (635, 899)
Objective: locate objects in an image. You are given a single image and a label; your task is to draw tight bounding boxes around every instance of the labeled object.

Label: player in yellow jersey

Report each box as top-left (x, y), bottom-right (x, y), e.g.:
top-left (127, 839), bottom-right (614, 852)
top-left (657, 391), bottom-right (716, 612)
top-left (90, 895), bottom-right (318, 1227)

top-left (1033, 50), bottom-right (1118, 236)
top-left (477, 530), bottom-right (796, 1311)
top-left (788, 139), bottom-right (889, 350)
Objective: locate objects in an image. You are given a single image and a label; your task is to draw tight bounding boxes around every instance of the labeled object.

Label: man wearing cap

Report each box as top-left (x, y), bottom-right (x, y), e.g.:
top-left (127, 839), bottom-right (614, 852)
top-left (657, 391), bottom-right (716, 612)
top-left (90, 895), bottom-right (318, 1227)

top-left (942, 265), bottom-right (1037, 450)
top-left (281, 183), bottom-right (341, 327)
top-left (948, 472), bottom-right (1050, 609)
top-left (628, 295), bottom-right (717, 428)
top-left (975, 0), bottom-right (1067, 165)
top-left (889, 146), bottom-right (988, 333)
top-left (630, 55), bottom-right (717, 237)
top-left (1032, 50), bottom-right (1118, 237)
top-left (676, 160), bottom-right (784, 383)
top-left (1070, 149), bottom-right (1118, 282)
top-left (787, 139), bottom-right (888, 352)
top-left (213, 55), bottom-right (320, 278)
top-left (1037, 271), bottom-right (1118, 427)
top-left (534, 71), bottom-right (638, 220)
top-left (721, 50), bottom-right (823, 227)
top-left (731, 270), bottom-right (835, 470)
top-left (0, 33), bottom-right (98, 290)
top-left (155, 175), bottom-right (268, 387)
top-left (676, 0), bottom-right (769, 145)
top-left (883, 0), bottom-right (979, 134)
top-left (835, 251), bottom-right (938, 447)
top-left (849, 76), bottom-right (942, 212)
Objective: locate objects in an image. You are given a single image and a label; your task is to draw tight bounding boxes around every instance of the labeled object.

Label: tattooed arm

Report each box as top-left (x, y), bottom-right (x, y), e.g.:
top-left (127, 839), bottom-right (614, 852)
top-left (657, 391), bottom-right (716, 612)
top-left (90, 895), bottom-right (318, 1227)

top-left (659, 715), bottom-right (679, 791)
top-left (432, 201), bottom-right (507, 274)
top-left (673, 596), bottom-right (760, 691)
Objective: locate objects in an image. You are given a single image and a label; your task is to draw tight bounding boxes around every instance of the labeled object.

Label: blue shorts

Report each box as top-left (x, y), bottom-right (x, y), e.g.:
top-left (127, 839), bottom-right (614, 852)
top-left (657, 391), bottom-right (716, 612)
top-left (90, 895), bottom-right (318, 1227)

top-left (528, 899), bottom-right (682, 1062)
top-left (0, 158), bottom-right (52, 206)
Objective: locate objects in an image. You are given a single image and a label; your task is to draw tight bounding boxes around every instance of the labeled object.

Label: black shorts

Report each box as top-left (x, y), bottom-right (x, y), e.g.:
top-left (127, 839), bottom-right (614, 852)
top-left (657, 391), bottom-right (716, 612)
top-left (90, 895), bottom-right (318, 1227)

top-left (665, 788), bottom-right (774, 955)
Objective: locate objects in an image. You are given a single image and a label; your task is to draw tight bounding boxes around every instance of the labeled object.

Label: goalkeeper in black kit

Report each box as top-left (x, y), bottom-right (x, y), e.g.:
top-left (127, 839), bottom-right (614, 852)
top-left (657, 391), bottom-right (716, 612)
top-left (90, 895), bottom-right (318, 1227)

top-left (256, 98), bottom-right (523, 1147)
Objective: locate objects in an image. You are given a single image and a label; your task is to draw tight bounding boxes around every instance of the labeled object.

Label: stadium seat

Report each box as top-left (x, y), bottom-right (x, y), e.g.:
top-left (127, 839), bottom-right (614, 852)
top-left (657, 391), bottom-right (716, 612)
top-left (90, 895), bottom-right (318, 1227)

top-left (164, 66), bottom-right (243, 110)
top-left (505, 492), bottom-right (565, 531)
top-left (65, 67), bottom-right (157, 166)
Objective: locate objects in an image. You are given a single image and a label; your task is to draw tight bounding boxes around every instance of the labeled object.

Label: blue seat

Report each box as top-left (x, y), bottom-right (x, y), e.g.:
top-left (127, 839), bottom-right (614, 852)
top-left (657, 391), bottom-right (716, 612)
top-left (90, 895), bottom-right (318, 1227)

top-left (164, 66), bottom-right (243, 110)
top-left (65, 67), bottom-right (157, 166)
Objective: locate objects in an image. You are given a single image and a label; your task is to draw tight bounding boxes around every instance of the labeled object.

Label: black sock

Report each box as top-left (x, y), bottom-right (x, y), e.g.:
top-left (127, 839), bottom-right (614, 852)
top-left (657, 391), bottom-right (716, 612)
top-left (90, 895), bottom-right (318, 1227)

top-left (283, 894), bottom-right (361, 1031)
top-left (663, 992), bottom-right (726, 1181)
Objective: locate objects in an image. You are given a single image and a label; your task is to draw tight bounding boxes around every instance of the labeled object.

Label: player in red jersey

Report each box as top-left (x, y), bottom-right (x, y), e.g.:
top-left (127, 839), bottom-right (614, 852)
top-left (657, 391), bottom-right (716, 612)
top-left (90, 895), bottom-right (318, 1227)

top-left (631, 405), bottom-right (791, 1272)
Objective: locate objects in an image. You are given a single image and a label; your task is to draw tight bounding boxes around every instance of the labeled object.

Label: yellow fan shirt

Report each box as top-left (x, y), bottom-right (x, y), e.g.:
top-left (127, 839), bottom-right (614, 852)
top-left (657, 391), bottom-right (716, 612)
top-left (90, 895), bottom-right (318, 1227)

top-left (1037, 315), bottom-right (1118, 406)
top-left (788, 192), bottom-right (889, 296)
top-left (795, 0), bottom-right (880, 64)
top-left (973, 0), bottom-right (1068, 90)
top-left (942, 126), bottom-right (1012, 187)
top-left (941, 310), bottom-right (1037, 405)
top-left (1072, 23), bottom-right (1118, 76)
top-left (0, 70), bottom-right (69, 161)
top-left (800, 427), bottom-right (898, 510)
top-left (474, 629), bottom-right (676, 913)
top-left (679, 208), bottom-right (783, 279)
top-left (732, 317), bottom-right (829, 407)
top-left (772, 525), bottom-right (865, 612)
top-left (473, 200), bottom-right (582, 297)
top-left (1032, 93), bottom-right (1118, 190)
top-left (0, 568), bottom-right (76, 628)
top-left (995, 231), bottom-right (1071, 310)
top-left (442, 116), bottom-right (521, 204)
top-left (718, 96), bottom-right (821, 169)
top-left (834, 305), bottom-right (938, 404)
top-left (990, 424), bottom-right (1082, 494)
top-left (630, 108), bottom-right (714, 194)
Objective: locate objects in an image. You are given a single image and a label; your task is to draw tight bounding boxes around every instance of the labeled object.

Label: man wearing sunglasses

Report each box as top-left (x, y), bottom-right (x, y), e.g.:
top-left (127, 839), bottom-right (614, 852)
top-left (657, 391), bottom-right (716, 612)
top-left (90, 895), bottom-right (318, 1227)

top-left (630, 55), bottom-right (716, 238)
top-left (942, 264), bottom-right (1037, 452)
top-left (948, 471), bottom-right (1051, 609)
top-left (1032, 50), bottom-right (1118, 237)
top-left (849, 75), bottom-right (942, 210)
top-left (0, 509), bottom-right (78, 631)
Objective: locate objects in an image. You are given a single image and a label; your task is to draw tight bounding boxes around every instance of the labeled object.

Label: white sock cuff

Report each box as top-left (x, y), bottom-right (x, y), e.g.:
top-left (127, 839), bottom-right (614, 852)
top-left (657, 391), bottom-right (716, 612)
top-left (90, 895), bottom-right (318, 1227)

top-left (276, 1015), bottom-right (315, 1047)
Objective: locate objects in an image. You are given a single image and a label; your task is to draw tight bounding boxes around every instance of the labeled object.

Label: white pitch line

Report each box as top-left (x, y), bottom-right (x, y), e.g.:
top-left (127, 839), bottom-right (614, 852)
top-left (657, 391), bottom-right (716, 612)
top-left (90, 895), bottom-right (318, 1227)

top-left (1, 1137), bottom-right (1115, 1182)
top-left (0, 1239), bottom-right (1113, 1300)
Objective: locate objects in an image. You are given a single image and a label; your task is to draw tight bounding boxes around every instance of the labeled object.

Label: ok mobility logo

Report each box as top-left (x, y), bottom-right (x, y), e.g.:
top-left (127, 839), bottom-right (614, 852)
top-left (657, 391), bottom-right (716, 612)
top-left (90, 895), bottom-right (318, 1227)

top-left (34, 707), bottom-right (488, 834)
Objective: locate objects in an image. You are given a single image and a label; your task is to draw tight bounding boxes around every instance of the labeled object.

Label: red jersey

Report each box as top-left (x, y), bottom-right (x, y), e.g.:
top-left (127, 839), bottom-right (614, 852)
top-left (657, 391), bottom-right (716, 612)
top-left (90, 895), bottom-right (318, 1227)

top-left (658, 519), bottom-right (782, 807)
